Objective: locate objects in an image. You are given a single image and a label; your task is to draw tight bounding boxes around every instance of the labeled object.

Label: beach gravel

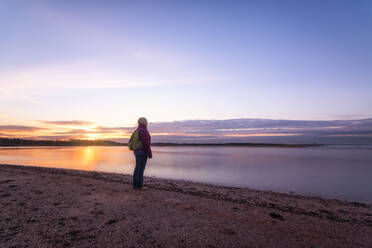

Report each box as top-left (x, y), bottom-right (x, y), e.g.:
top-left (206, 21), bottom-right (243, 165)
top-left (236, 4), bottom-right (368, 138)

top-left (0, 164), bottom-right (371, 248)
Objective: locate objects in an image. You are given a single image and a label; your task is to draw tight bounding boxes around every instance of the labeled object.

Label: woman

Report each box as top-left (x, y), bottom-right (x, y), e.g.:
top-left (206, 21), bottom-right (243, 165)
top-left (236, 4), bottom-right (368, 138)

top-left (132, 117), bottom-right (152, 190)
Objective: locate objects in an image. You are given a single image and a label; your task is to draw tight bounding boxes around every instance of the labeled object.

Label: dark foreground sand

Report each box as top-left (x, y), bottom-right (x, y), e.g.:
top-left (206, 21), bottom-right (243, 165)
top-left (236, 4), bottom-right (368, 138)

top-left (0, 164), bottom-right (371, 248)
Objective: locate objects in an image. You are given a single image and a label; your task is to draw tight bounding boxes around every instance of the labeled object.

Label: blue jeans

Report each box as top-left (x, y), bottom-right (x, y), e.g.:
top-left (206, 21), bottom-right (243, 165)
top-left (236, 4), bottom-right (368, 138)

top-left (133, 152), bottom-right (148, 188)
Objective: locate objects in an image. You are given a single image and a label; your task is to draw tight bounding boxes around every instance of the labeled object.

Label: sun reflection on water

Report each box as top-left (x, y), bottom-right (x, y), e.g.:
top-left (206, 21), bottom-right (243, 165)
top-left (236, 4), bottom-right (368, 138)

top-left (81, 146), bottom-right (95, 170)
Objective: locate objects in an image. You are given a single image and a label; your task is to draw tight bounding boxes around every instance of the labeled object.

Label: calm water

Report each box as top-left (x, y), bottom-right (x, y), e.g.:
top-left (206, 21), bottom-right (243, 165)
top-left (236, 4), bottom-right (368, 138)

top-left (0, 146), bottom-right (371, 203)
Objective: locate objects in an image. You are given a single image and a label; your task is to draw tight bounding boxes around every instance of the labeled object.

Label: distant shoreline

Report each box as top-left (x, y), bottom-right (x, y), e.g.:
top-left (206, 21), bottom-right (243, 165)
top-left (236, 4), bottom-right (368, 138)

top-left (0, 138), bottom-right (322, 148)
top-left (151, 143), bottom-right (322, 148)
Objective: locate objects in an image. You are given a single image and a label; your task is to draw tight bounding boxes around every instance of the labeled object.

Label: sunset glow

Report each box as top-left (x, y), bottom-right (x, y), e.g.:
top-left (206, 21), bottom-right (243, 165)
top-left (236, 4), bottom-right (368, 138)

top-left (0, 0), bottom-right (371, 144)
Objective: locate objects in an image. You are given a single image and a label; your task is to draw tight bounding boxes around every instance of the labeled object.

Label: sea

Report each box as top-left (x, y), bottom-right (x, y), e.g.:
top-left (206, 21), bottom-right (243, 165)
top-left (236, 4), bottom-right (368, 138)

top-left (0, 145), bottom-right (371, 203)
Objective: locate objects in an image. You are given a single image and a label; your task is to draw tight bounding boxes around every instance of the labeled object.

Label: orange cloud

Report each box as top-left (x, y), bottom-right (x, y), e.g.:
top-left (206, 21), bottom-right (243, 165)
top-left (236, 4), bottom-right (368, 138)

top-left (0, 125), bottom-right (48, 132)
top-left (40, 120), bottom-right (93, 126)
top-left (1, 118), bottom-right (371, 144)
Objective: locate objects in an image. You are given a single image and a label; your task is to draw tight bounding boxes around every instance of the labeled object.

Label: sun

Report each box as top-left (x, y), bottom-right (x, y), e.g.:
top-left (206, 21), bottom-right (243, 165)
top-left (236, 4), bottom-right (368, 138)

top-left (86, 133), bottom-right (98, 140)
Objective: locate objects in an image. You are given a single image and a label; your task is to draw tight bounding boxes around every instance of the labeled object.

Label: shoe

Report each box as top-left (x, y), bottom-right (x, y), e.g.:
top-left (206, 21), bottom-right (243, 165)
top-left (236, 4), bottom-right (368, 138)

top-left (137, 186), bottom-right (148, 190)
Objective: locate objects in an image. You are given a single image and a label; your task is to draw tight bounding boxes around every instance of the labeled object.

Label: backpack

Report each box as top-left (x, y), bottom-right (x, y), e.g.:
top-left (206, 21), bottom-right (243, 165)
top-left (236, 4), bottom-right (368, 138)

top-left (128, 130), bottom-right (142, 151)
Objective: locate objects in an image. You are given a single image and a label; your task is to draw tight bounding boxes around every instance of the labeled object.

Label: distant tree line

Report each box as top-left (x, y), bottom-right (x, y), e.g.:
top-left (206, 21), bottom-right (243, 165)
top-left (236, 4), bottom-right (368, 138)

top-left (0, 138), bottom-right (322, 147)
top-left (151, 142), bottom-right (321, 148)
top-left (0, 138), bottom-right (123, 146)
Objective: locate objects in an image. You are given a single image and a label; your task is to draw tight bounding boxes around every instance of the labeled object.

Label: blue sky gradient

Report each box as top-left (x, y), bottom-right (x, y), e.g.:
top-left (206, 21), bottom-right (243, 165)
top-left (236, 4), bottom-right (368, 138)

top-left (0, 0), bottom-right (371, 142)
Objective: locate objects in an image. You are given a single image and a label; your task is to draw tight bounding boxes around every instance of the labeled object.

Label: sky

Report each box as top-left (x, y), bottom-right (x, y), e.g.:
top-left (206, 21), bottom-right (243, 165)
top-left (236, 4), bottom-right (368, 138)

top-left (0, 0), bottom-right (371, 143)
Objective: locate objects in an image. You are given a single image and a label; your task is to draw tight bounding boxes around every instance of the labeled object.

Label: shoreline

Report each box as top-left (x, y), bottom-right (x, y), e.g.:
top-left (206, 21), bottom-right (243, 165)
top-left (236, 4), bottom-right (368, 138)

top-left (1, 163), bottom-right (371, 205)
top-left (1, 163), bottom-right (372, 247)
top-left (0, 162), bottom-right (370, 204)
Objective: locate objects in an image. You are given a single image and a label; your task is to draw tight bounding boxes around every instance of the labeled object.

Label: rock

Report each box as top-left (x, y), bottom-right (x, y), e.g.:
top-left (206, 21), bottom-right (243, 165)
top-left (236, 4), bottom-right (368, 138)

top-left (105, 219), bottom-right (117, 225)
top-left (221, 228), bottom-right (236, 235)
top-left (269, 212), bottom-right (284, 221)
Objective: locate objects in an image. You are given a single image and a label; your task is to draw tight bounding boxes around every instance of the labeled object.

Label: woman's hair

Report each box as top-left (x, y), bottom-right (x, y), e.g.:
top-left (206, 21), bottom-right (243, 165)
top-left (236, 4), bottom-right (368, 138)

top-left (138, 117), bottom-right (148, 127)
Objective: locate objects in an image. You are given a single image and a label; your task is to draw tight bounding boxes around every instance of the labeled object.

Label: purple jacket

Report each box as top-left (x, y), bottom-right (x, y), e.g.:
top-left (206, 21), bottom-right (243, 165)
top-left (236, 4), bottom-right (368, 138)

top-left (136, 123), bottom-right (152, 158)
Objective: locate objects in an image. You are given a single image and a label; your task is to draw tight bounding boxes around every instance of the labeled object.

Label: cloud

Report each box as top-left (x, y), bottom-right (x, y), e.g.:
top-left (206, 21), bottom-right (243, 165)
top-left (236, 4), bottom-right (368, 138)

top-left (0, 87), bottom-right (45, 106)
top-left (34, 135), bottom-right (88, 140)
top-left (91, 118), bottom-right (372, 139)
top-left (138, 118), bottom-right (372, 144)
top-left (0, 53), bottom-right (216, 91)
top-left (40, 120), bottom-right (93, 126)
top-left (0, 60), bottom-right (151, 90)
top-left (2, 118), bottom-right (372, 144)
top-left (93, 126), bottom-right (129, 132)
top-left (52, 129), bottom-right (89, 135)
top-left (0, 132), bottom-right (14, 137)
top-left (144, 118), bottom-right (372, 136)
top-left (42, 127), bottom-right (129, 139)
top-left (0, 125), bottom-right (48, 132)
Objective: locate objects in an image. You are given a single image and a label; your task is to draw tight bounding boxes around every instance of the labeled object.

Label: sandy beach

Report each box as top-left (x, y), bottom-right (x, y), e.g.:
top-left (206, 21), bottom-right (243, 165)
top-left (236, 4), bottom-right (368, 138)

top-left (0, 164), bottom-right (371, 248)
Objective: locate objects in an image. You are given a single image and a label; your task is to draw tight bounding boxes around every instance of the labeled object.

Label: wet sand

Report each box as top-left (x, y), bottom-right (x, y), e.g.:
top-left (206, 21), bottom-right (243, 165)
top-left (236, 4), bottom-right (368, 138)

top-left (0, 164), bottom-right (371, 248)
